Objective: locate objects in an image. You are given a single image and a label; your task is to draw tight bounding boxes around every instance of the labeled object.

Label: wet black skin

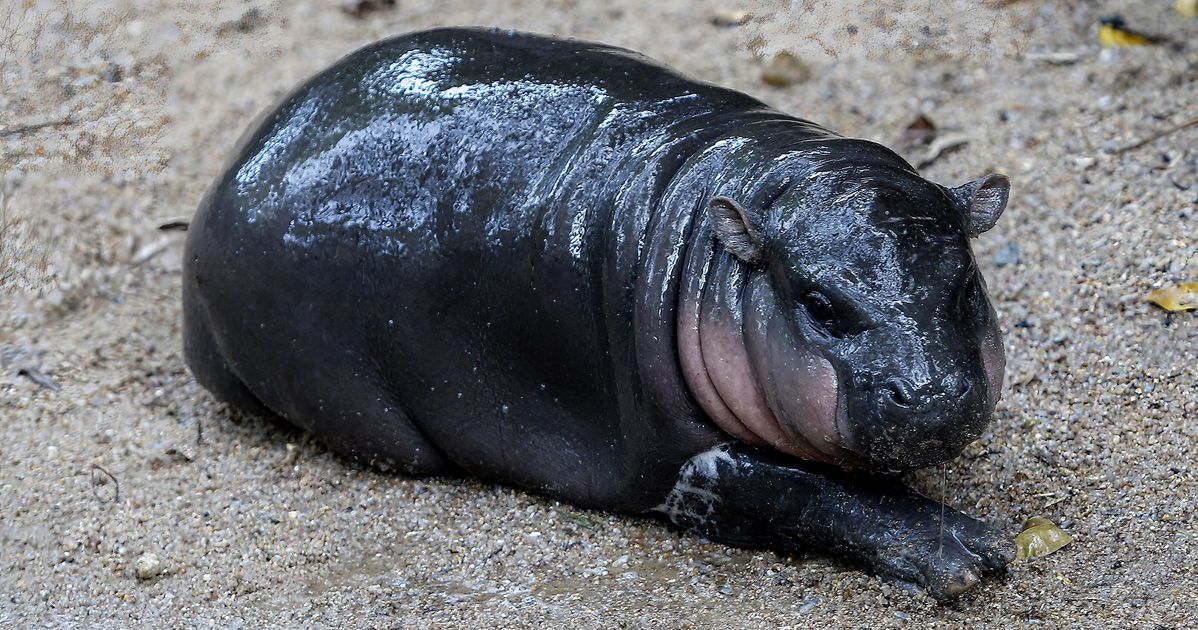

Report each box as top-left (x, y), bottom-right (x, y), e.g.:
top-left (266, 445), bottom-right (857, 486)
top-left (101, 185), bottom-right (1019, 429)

top-left (183, 28), bottom-right (1014, 599)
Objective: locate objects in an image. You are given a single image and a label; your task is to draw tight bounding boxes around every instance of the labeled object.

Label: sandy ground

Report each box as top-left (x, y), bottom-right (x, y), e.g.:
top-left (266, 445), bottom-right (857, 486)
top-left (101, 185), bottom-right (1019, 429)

top-left (2, 0), bottom-right (1196, 627)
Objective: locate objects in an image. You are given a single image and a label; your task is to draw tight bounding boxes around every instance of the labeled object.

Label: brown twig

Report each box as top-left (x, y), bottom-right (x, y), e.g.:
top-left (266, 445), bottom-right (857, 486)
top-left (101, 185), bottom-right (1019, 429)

top-left (915, 133), bottom-right (970, 169)
top-left (0, 117), bottom-right (75, 138)
top-left (90, 464), bottom-right (120, 504)
top-left (16, 367), bottom-right (58, 391)
top-left (1109, 116), bottom-right (1198, 155)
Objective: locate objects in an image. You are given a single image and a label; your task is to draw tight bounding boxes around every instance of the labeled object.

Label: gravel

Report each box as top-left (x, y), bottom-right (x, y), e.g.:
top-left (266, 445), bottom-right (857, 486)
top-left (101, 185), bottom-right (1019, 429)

top-left (2, 0), bottom-right (1195, 627)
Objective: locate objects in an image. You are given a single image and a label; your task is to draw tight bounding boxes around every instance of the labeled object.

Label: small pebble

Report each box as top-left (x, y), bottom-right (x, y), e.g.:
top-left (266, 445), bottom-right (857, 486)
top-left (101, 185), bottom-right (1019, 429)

top-left (134, 553), bottom-right (161, 580)
top-left (218, 7), bottom-right (267, 35)
top-left (994, 242), bottom-right (1021, 267)
top-left (100, 62), bottom-right (122, 83)
top-left (709, 10), bottom-right (751, 27)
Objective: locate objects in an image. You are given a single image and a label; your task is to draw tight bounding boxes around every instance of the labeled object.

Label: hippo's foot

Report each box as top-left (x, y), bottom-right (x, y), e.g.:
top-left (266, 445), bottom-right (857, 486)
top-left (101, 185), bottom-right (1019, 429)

top-left (857, 496), bottom-right (1012, 598)
top-left (653, 442), bottom-right (1013, 600)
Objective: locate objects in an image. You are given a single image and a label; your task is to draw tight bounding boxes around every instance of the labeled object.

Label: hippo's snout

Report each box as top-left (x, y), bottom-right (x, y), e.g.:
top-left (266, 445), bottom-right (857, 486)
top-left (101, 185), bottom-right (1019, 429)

top-left (879, 373), bottom-right (973, 413)
top-left (844, 371), bottom-right (991, 470)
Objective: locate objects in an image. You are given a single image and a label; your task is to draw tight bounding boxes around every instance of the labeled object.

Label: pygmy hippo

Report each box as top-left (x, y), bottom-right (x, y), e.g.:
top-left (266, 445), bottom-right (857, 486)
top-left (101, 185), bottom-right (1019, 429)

top-left (183, 27), bottom-right (1014, 598)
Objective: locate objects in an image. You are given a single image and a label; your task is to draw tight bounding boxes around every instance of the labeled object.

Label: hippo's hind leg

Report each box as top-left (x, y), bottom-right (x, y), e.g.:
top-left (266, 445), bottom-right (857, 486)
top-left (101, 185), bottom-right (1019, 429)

top-left (183, 295), bottom-right (274, 418)
top-left (282, 370), bottom-right (459, 476)
top-left (654, 442), bottom-right (1014, 600)
top-left (184, 295), bottom-right (456, 476)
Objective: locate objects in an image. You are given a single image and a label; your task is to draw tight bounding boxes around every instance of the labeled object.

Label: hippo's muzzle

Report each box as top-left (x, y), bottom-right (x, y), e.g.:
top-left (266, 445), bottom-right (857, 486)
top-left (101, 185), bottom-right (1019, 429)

top-left (841, 369), bottom-right (992, 470)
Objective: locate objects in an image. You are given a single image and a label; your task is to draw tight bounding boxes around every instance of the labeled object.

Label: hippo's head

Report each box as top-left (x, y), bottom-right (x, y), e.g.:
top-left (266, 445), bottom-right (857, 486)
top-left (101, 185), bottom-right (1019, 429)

top-left (691, 158), bottom-right (1009, 471)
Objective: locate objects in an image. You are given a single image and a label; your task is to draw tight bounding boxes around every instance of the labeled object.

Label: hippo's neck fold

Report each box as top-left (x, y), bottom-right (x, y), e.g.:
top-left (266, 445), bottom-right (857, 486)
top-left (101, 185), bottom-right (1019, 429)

top-left (676, 227), bottom-right (850, 464)
top-left (665, 124), bottom-right (867, 465)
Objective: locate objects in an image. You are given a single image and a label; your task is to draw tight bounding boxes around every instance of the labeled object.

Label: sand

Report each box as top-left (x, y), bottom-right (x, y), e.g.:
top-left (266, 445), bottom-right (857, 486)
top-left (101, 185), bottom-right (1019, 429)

top-left (2, 0), bottom-right (1196, 627)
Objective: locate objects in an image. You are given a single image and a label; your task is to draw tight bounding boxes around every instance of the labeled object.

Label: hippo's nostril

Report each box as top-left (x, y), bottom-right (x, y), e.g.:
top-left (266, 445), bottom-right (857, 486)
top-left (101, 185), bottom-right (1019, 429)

top-left (943, 374), bottom-right (970, 399)
top-left (883, 378), bottom-right (913, 408)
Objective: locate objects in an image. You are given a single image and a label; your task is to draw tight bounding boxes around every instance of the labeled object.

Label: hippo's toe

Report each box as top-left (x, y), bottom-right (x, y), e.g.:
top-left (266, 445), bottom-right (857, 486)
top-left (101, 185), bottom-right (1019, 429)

top-left (871, 512), bottom-right (1011, 600)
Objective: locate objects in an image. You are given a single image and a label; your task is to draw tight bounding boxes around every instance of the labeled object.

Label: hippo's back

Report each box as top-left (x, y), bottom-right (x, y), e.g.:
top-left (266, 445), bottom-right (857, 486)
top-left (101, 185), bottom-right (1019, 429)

top-left (206, 27), bottom-right (760, 259)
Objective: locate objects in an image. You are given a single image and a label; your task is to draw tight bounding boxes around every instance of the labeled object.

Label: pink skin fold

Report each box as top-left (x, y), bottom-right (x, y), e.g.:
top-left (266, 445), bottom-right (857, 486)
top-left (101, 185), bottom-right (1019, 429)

top-left (678, 268), bottom-right (855, 466)
top-left (677, 288), bottom-right (763, 447)
top-left (980, 327), bottom-right (1006, 408)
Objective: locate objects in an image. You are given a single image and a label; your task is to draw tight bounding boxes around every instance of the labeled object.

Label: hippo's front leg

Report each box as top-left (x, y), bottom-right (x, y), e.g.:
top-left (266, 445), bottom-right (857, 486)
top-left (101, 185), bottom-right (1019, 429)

top-left (654, 443), bottom-right (1014, 599)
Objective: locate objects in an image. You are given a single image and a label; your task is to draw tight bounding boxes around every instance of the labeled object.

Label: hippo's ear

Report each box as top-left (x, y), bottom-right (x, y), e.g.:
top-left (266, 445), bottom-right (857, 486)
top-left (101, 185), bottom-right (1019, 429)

top-left (950, 174), bottom-right (1010, 237)
top-left (707, 196), bottom-right (764, 265)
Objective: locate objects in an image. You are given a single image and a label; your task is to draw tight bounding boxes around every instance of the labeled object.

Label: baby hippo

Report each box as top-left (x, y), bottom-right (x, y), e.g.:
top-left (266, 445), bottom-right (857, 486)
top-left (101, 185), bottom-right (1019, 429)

top-left (183, 27), bottom-right (1014, 598)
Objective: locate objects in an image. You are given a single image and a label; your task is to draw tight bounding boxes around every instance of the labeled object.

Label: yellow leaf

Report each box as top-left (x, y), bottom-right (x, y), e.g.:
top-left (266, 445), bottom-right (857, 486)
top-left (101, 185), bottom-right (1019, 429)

top-left (1147, 282), bottom-right (1198, 312)
top-left (1098, 24), bottom-right (1152, 47)
top-left (1015, 516), bottom-right (1073, 560)
top-left (1177, 0), bottom-right (1198, 19)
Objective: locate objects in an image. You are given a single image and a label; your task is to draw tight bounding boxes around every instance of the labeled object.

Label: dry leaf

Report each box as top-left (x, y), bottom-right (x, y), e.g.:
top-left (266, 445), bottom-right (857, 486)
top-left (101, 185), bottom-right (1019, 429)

top-left (1015, 516), bottom-right (1073, 560)
top-left (341, 0), bottom-right (395, 18)
top-left (898, 114), bottom-right (937, 153)
top-left (1146, 282), bottom-right (1198, 312)
top-left (761, 52), bottom-right (811, 87)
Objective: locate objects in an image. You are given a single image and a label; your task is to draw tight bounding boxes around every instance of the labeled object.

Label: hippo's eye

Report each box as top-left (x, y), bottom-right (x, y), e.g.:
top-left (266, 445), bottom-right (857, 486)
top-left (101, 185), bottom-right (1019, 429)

top-left (801, 290), bottom-right (842, 335)
top-left (804, 290), bottom-right (835, 321)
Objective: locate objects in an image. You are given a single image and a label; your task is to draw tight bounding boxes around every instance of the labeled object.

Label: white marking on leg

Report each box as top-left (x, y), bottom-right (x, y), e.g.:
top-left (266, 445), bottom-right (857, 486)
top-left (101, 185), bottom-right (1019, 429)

top-left (652, 442), bottom-right (737, 529)
top-left (687, 443), bottom-right (737, 479)
top-left (673, 482), bottom-right (718, 501)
